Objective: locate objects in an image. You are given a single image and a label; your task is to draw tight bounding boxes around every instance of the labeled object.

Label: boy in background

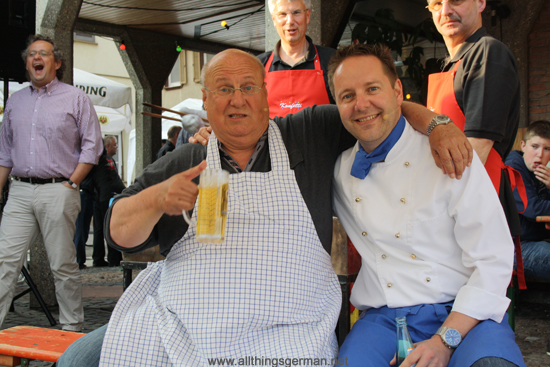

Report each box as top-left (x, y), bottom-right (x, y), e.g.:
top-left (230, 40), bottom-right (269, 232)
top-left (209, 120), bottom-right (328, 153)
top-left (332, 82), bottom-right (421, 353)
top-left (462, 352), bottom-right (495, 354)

top-left (506, 120), bottom-right (550, 281)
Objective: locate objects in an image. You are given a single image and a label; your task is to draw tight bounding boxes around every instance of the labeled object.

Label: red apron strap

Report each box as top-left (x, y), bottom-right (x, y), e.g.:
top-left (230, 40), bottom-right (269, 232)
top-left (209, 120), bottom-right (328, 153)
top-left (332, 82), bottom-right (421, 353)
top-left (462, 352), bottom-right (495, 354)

top-left (485, 148), bottom-right (503, 194)
top-left (513, 235), bottom-right (527, 290)
top-left (502, 164), bottom-right (528, 214)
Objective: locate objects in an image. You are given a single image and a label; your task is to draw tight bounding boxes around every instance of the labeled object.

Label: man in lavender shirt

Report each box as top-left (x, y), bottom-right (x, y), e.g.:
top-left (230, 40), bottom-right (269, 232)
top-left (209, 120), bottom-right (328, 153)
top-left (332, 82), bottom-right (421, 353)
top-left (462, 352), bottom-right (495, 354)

top-left (0, 35), bottom-right (103, 331)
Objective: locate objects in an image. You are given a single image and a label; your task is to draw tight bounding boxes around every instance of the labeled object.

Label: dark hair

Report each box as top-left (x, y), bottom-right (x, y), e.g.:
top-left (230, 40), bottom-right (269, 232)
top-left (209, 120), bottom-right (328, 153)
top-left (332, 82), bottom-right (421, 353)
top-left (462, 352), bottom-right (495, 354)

top-left (168, 125), bottom-right (182, 139)
top-left (21, 34), bottom-right (65, 81)
top-left (523, 120), bottom-right (550, 142)
top-left (328, 43), bottom-right (398, 99)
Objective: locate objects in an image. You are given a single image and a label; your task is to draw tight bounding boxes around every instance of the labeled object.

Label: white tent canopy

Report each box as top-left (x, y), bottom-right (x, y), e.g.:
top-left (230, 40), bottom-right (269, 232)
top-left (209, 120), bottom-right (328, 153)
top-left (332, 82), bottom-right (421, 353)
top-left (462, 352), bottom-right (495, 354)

top-left (161, 98), bottom-right (204, 138)
top-left (1, 69), bottom-right (132, 134)
top-left (73, 68), bottom-right (132, 110)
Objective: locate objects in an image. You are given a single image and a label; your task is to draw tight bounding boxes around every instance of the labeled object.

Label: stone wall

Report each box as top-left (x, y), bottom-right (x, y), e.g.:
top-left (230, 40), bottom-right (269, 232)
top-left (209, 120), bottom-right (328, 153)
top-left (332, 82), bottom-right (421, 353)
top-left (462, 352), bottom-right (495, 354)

top-left (529, 1), bottom-right (550, 122)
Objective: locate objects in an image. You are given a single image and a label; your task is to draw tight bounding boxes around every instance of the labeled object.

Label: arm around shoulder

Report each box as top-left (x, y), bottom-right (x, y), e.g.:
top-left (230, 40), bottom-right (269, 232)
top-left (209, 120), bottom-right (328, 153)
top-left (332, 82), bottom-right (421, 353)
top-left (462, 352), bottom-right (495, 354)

top-left (402, 101), bottom-right (473, 179)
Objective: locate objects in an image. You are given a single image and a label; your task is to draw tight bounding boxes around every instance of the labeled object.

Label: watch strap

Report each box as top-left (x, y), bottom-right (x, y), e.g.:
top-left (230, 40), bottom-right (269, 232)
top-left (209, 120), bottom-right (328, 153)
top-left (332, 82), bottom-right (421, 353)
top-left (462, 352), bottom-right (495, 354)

top-left (67, 179), bottom-right (78, 189)
top-left (427, 114), bottom-right (452, 136)
top-left (436, 326), bottom-right (461, 349)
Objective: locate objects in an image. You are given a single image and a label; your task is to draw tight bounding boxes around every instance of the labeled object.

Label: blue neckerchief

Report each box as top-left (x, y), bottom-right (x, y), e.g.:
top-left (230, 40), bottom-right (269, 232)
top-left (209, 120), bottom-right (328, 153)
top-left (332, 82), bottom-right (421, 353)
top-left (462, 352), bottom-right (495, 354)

top-left (350, 114), bottom-right (406, 179)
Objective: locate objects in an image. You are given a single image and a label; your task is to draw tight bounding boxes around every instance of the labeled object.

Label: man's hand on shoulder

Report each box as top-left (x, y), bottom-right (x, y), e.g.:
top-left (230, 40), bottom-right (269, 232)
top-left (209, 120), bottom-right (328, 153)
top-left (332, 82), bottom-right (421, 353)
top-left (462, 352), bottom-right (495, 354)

top-left (189, 126), bottom-right (212, 146)
top-left (390, 335), bottom-right (453, 367)
top-left (429, 123), bottom-right (473, 180)
top-left (535, 165), bottom-right (550, 189)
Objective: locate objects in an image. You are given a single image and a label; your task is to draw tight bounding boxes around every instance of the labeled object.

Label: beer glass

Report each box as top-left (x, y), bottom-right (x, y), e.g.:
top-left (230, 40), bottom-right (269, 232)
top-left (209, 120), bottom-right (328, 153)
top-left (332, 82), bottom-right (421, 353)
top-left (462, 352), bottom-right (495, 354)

top-left (182, 169), bottom-right (229, 244)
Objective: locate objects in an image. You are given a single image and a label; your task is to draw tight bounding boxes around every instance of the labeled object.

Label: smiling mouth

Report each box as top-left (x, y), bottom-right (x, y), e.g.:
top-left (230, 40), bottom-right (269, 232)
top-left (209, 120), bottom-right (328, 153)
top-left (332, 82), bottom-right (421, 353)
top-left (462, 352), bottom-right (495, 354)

top-left (33, 64), bottom-right (44, 71)
top-left (356, 114), bottom-right (379, 123)
top-left (229, 114), bottom-right (247, 118)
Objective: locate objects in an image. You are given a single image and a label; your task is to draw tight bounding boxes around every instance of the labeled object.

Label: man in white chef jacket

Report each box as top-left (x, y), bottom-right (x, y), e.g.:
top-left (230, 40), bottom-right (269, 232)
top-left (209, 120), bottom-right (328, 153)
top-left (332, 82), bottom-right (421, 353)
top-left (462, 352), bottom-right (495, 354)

top-left (329, 43), bottom-right (525, 367)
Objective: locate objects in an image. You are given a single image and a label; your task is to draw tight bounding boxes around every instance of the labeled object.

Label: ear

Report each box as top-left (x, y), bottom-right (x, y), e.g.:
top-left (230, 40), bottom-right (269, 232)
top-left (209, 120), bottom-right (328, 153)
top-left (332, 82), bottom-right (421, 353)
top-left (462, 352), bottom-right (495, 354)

top-left (394, 78), bottom-right (404, 107)
top-left (202, 88), bottom-right (208, 111)
top-left (54, 60), bottom-right (62, 71)
top-left (477, 0), bottom-right (486, 13)
top-left (305, 8), bottom-right (311, 25)
top-left (520, 140), bottom-right (526, 152)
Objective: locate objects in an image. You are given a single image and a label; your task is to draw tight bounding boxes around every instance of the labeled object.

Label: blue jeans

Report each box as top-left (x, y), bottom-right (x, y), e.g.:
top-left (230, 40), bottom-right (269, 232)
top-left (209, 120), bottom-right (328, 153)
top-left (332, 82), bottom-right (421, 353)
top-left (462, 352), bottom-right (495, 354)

top-left (57, 324), bottom-right (107, 367)
top-left (520, 240), bottom-right (550, 281)
top-left (73, 190), bottom-right (94, 267)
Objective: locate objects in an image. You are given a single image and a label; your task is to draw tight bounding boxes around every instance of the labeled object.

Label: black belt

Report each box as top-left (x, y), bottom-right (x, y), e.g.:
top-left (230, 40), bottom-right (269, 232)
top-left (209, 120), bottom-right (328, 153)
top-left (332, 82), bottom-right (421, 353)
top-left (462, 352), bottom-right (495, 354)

top-left (11, 176), bottom-right (67, 184)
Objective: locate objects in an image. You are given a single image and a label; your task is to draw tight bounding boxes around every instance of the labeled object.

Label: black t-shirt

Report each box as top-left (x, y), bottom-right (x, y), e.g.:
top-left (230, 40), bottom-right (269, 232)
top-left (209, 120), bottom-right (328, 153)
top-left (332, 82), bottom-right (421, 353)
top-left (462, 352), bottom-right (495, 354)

top-left (104, 105), bottom-right (355, 256)
top-left (257, 36), bottom-right (336, 105)
top-left (81, 148), bottom-right (125, 202)
top-left (444, 27), bottom-right (520, 160)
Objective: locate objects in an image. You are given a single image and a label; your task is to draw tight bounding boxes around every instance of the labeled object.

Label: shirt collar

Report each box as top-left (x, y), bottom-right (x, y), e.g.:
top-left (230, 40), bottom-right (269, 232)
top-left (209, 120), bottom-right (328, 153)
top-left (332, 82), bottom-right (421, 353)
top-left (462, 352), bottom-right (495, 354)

top-left (445, 27), bottom-right (487, 68)
top-left (218, 130), bottom-right (269, 173)
top-left (30, 77), bottom-right (59, 94)
top-left (272, 35), bottom-right (315, 67)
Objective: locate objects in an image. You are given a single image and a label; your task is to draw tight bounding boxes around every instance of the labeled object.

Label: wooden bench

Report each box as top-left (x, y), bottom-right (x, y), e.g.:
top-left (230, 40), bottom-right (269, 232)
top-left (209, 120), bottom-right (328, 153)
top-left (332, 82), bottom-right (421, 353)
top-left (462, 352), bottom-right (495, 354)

top-left (0, 326), bottom-right (84, 366)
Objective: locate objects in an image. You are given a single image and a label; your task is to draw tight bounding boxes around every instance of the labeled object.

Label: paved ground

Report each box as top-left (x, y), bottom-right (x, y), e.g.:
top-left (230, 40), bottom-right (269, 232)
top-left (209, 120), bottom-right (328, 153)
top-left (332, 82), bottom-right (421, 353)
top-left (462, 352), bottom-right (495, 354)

top-left (2, 241), bottom-right (550, 366)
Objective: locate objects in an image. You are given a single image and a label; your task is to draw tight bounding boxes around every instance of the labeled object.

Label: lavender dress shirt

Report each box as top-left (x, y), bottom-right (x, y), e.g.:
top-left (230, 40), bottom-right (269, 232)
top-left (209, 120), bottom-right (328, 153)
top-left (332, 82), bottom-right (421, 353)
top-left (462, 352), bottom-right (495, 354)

top-left (0, 78), bottom-right (103, 179)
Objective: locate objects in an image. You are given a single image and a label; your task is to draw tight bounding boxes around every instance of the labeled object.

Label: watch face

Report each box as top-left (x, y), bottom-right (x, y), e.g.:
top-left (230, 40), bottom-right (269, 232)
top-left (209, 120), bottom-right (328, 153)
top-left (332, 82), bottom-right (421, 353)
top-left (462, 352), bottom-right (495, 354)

top-left (444, 329), bottom-right (462, 347)
top-left (435, 115), bottom-right (449, 124)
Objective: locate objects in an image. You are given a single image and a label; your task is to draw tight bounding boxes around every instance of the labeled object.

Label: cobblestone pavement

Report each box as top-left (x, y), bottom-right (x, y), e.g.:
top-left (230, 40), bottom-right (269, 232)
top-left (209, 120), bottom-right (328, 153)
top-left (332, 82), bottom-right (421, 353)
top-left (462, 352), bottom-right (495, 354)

top-left (2, 266), bottom-right (550, 366)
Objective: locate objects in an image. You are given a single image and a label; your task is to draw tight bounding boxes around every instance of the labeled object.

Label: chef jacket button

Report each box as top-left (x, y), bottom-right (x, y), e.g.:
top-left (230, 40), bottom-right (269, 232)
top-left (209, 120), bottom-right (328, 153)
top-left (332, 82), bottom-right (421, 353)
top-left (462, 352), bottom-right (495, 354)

top-left (400, 198), bottom-right (406, 203)
top-left (362, 231), bottom-right (367, 236)
top-left (395, 232), bottom-right (401, 238)
top-left (387, 283), bottom-right (393, 288)
top-left (382, 254), bottom-right (387, 259)
top-left (404, 162), bottom-right (410, 167)
top-left (355, 197), bottom-right (361, 202)
top-left (411, 254), bottom-right (416, 259)
top-left (426, 277), bottom-right (431, 282)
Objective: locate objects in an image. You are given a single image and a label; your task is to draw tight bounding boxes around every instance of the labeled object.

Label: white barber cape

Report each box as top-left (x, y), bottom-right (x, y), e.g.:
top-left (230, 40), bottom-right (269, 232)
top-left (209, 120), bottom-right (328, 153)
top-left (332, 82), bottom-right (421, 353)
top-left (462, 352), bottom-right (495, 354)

top-left (100, 121), bottom-right (341, 366)
top-left (333, 121), bottom-right (514, 323)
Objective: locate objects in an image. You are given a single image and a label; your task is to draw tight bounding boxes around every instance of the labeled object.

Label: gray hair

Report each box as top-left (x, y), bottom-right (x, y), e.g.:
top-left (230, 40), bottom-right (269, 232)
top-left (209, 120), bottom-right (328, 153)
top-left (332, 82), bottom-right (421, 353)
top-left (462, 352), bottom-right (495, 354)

top-left (200, 49), bottom-right (265, 87)
top-left (21, 34), bottom-right (65, 80)
top-left (268, 0), bottom-right (311, 14)
top-left (103, 135), bottom-right (117, 147)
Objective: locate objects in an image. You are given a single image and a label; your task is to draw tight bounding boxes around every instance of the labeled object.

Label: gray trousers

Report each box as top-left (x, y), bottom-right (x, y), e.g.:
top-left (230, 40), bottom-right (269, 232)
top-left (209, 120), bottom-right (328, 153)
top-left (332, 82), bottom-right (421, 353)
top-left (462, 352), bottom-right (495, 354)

top-left (0, 180), bottom-right (83, 330)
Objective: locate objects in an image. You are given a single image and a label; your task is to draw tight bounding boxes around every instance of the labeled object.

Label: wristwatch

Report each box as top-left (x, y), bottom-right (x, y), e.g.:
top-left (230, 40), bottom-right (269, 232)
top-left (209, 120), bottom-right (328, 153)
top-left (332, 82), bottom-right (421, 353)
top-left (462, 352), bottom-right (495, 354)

top-left (427, 114), bottom-right (452, 136)
top-left (67, 179), bottom-right (78, 189)
top-left (435, 326), bottom-right (462, 348)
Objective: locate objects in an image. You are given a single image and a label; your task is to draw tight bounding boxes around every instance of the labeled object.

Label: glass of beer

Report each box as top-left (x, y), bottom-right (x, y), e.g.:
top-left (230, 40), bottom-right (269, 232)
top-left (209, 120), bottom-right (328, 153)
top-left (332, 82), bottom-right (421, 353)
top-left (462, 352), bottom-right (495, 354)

top-left (182, 169), bottom-right (229, 244)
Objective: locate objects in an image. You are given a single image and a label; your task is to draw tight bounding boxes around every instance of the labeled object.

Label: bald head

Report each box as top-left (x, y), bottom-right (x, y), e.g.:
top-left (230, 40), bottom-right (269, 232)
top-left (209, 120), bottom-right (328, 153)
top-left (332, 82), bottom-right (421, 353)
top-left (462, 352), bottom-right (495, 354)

top-left (201, 49), bottom-right (265, 88)
top-left (200, 49), bottom-right (270, 156)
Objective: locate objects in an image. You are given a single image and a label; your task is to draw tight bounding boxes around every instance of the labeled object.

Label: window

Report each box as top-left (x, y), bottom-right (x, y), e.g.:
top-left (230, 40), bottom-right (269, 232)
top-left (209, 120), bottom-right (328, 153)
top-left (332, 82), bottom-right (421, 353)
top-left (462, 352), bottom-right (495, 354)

top-left (193, 52), bottom-right (214, 83)
top-left (73, 31), bottom-right (96, 44)
top-left (166, 50), bottom-right (187, 88)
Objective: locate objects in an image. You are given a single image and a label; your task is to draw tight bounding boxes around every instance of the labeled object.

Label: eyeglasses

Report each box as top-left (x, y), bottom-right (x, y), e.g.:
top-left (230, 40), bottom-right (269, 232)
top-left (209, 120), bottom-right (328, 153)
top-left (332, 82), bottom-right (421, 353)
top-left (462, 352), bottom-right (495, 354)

top-left (27, 50), bottom-right (52, 57)
top-left (204, 83), bottom-right (265, 97)
top-left (276, 9), bottom-right (307, 21)
top-left (426, 0), bottom-right (466, 12)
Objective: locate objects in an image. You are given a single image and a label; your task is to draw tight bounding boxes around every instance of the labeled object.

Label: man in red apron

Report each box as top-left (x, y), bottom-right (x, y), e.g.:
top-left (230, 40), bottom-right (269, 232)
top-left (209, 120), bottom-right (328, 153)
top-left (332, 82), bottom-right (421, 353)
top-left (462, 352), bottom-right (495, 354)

top-left (258, 0), bottom-right (334, 119)
top-left (426, 0), bottom-right (526, 287)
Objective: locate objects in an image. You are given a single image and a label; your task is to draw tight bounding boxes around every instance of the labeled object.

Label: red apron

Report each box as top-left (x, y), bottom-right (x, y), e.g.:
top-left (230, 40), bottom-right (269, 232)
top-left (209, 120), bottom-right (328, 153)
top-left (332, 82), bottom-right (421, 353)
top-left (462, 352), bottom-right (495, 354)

top-left (264, 46), bottom-right (331, 119)
top-left (427, 60), bottom-right (527, 289)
